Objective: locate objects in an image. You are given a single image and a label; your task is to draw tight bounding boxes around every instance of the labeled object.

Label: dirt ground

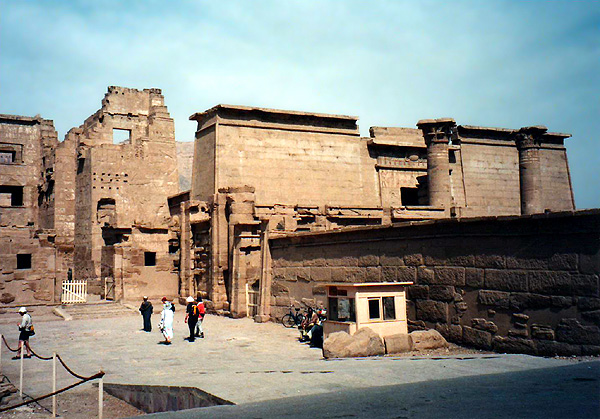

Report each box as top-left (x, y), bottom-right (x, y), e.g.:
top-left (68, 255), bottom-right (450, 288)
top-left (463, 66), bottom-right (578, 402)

top-left (1, 386), bottom-right (144, 419)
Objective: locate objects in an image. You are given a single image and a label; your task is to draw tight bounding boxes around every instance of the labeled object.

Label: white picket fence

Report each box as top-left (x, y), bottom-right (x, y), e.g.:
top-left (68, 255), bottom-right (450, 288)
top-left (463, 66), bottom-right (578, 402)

top-left (246, 283), bottom-right (259, 317)
top-left (61, 280), bottom-right (87, 304)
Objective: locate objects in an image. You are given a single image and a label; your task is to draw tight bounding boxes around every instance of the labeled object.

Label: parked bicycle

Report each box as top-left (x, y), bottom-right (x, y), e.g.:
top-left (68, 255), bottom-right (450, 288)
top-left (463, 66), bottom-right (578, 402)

top-left (281, 306), bottom-right (305, 328)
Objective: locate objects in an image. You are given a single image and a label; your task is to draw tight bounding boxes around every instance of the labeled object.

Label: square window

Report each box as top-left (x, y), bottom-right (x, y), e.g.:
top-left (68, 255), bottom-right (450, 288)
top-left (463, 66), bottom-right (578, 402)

top-left (368, 298), bottom-right (381, 320)
top-left (144, 252), bottom-right (156, 266)
top-left (113, 128), bottom-right (131, 144)
top-left (383, 296), bottom-right (396, 320)
top-left (17, 254), bottom-right (32, 270)
top-left (0, 151), bottom-right (15, 164)
top-left (0, 186), bottom-right (23, 206)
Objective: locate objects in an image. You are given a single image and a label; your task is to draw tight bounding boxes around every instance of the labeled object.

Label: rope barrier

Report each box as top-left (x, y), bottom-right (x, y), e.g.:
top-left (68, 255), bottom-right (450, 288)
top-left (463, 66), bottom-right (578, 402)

top-left (1, 335), bottom-right (18, 353)
top-left (29, 346), bottom-right (52, 361)
top-left (0, 371), bottom-right (105, 413)
top-left (56, 354), bottom-right (97, 380)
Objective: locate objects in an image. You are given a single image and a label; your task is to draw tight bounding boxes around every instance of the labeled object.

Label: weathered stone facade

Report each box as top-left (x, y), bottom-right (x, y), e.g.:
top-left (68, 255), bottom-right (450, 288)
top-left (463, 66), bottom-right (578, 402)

top-left (269, 211), bottom-right (600, 356)
top-left (1, 87), bottom-right (593, 355)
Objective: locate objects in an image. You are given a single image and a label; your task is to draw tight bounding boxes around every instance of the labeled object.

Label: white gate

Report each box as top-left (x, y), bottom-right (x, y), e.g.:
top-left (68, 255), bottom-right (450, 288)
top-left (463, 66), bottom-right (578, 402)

top-left (246, 283), bottom-right (259, 318)
top-left (61, 280), bottom-right (87, 304)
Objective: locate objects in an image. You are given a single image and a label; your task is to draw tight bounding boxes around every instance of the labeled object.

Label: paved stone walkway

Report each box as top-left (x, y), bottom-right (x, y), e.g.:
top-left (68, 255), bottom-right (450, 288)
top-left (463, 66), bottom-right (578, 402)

top-left (0, 307), bottom-right (594, 408)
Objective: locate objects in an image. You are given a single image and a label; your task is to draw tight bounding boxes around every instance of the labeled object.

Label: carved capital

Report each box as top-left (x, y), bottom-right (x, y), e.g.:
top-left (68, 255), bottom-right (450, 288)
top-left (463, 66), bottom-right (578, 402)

top-left (417, 118), bottom-right (457, 146)
top-left (514, 126), bottom-right (547, 150)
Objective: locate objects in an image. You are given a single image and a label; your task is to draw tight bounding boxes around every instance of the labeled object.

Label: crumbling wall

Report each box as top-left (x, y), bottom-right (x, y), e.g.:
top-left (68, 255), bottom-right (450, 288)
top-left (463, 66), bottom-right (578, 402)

top-left (269, 211), bottom-right (600, 356)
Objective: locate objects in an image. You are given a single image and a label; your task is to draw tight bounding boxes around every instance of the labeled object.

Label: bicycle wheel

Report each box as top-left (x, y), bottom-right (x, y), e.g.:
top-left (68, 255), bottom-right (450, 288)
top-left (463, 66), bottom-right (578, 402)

top-left (282, 314), bottom-right (296, 328)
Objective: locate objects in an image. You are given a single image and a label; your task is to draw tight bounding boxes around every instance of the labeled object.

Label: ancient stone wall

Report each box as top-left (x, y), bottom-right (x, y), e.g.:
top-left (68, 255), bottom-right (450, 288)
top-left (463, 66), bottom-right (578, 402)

top-left (70, 87), bottom-right (180, 299)
top-left (269, 211), bottom-right (600, 355)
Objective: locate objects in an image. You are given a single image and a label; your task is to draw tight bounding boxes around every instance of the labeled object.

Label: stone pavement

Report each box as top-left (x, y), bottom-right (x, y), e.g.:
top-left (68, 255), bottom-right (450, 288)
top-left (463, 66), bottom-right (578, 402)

top-left (0, 307), bottom-right (596, 411)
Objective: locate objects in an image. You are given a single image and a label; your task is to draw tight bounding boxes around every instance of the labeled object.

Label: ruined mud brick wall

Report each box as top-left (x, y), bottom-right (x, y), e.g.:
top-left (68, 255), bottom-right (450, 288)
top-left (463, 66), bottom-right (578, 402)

top-left (71, 87), bottom-right (179, 299)
top-left (0, 114), bottom-right (58, 228)
top-left (189, 105), bottom-right (380, 207)
top-left (269, 211), bottom-right (600, 356)
top-left (0, 227), bottom-right (58, 305)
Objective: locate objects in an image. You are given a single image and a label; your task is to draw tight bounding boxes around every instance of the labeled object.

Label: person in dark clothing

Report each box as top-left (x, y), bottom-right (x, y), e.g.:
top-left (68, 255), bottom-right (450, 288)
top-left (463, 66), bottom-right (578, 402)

top-left (139, 296), bottom-right (153, 332)
top-left (185, 296), bottom-right (199, 342)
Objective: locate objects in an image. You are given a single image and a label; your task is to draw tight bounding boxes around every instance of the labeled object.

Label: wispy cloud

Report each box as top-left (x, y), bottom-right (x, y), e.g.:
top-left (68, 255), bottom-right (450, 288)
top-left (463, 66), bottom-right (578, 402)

top-left (1, 0), bottom-right (598, 208)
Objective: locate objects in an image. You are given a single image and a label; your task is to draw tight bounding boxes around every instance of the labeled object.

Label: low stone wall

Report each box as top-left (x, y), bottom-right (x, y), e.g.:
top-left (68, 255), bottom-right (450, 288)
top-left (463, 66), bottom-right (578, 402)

top-left (269, 210), bottom-right (600, 356)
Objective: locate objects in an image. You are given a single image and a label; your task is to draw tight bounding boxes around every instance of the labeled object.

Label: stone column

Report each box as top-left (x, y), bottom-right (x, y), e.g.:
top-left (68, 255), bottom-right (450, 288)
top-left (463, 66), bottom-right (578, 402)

top-left (514, 126), bottom-right (547, 215)
top-left (417, 118), bottom-right (456, 209)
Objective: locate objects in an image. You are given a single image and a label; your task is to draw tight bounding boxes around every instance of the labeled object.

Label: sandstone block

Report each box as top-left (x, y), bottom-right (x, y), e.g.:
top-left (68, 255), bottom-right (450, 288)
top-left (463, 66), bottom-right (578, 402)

top-left (471, 318), bottom-right (498, 334)
top-left (577, 297), bottom-right (600, 311)
top-left (550, 296), bottom-right (573, 308)
top-left (358, 254), bottom-right (379, 267)
top-left (408, 319), bottom-right (427, 332)
top-left (380, 255), bottom-right (405, 266)
top-left (397, 266), bottom-right (417, 282)
top-left (531, 324), bottom-right (555, 341)
top-left (528, 271), bottom-right (572, 295)
top-left (582, 310), bottom-right (600, 327)
top-left (331, 267), bottom-right (366, 283)
top-left (536, 340), bottom-right (581, 356)
top-left (404, 253), bottom-right (423, 266)
top-left (384, 333), bottom-right (413, 354)
top-left (0, 293), bottom-right (15, 304)
top-left (410, 329), bottom-right (449, 351)
top-left (429, 285), bottom-right (455, 302)
top-left (579, 253), bottom-right (600, 275)
top-left (477, 290), bottom-right (509, 309)
top-left (309, 267), bottom-right (332, 283)
top-left (417, 267), bottom-right (434, 283)
top-left (509, 293), bottom-right (551, 311)
top-left (465, 268), bottom-right (484, 288)
top-left (508, 328), bottom-right (529, 338)
top-left (492, 336), bottom-right (536, 354)
top-left (484, 270), bottom-right (528, 292)
top-left (433, 267), bottom-right (465, 286)
top-left (556, 318), bottom-right (600, 345)
top-left (506, 256), bottom-right (548, 270)
top-left (435, 323), bottom-right (463, 342)
top-left (548, 253), bottom-right (578, 271)
top-left (364, 267), bottom-right (381, 282)
top-left (473, 255), bottom-right (505, 269)
top-left (463, 326), bottom-right (492, 349)
top-left (323, 328), bottom-right (386, 358)
top-left (408, 285), bottom-right (429, 300)
top-left (571, 274), bottom-right (599, 297)
top-left (581, 345), bottom-right (600, 356)
top-left (416, 300), bottom-right (448, 323)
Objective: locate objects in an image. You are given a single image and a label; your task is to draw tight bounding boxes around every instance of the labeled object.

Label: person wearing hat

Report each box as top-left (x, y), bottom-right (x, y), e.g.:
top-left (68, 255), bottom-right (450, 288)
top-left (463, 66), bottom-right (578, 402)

top-left (195, 296), bottom-right (205, 338)
top-left (159, 297), bottom-right (174, 344)
top-left (13, 307), bottom-right (33, 359)
top-left (184, 296), bottom-right (199, 342)
top-left (139, 296), bottom-right (153, 332)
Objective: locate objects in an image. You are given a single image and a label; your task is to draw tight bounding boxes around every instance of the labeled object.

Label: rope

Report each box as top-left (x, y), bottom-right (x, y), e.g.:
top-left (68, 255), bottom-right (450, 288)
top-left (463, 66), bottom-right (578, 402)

top-left (1, 335), bottom-right (18, 353)
top-left (56, 354), bottom-right (96, 380)
top-left (0, 374), bottom-right (53, 415)
top-left (29, 346), bottom-right (52, 361)
top-left (0, 371), bottom-right (105, 413)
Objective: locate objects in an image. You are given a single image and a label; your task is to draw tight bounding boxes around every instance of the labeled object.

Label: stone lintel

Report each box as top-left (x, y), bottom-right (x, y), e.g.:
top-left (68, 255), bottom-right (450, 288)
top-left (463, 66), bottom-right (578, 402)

top-left (190, 104), bottom-right (360, 136)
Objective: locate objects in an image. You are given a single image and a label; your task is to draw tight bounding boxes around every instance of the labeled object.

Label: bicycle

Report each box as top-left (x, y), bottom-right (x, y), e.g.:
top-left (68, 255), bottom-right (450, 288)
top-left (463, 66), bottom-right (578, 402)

top-left (281, 306), bottom-right (305, 328)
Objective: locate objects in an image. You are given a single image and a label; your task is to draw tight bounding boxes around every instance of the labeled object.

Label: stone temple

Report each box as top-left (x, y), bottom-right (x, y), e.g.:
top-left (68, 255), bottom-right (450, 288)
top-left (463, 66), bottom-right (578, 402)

top-left (1, 86), bottom-right (598, 356)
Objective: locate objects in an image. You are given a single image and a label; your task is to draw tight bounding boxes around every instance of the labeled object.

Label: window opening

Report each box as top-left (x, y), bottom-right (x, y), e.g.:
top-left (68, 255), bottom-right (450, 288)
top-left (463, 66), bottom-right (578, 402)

top-left (144, 252), bottom-right (156, 266)
top-left (383, 296), bottom-right (396, 320)
top-left (113, 128), bottom-right (131, 144)
top-left (17, 254), bottom-right (32, 270)
top-left (0, 185), bottom-right (24, 206)
top-left (0, 151), bottom-right (15, 164)
top-left (400, 187), bottom-right (419, 206)
top-left (328, 297), bottom-right (355, 322)
top-left (368, 298), bottom-right (381, 320)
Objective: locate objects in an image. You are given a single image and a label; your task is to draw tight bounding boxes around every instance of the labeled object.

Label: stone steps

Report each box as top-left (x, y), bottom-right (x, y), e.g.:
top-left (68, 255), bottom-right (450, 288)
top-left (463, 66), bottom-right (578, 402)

top-left (57, 302), bottom-right (139, 321)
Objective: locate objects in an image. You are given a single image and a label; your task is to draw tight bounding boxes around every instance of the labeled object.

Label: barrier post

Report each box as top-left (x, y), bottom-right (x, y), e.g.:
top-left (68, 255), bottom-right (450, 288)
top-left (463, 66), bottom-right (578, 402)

top-left (19, 347), bottom-right (23, 399)
top-left (98, 376), bottom-right (103, 419)
top-left (0, 334), bottom-right (3, 375)
top-left (52, 352), bottom-right (57, 417)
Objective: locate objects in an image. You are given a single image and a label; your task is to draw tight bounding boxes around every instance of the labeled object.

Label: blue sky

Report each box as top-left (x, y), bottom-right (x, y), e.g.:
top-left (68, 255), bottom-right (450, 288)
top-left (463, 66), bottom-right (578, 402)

top-left (1, 0), bottom-right (598, 208)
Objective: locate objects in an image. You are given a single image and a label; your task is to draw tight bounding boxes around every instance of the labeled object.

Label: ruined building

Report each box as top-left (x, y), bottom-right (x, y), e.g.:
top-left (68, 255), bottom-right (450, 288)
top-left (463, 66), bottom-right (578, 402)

top-left (1, 86), bottom-right (597, 356)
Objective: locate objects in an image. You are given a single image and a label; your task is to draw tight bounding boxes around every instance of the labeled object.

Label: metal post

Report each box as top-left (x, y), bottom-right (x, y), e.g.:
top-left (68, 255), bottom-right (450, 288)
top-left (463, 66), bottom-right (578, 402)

top-left (52, 352), bottom-right (57, 417)
top-left (0, 334), bottom-right (3, 376)
top-left (19, 347), bottom-right (24, 399)
top-left (98, 376), bottom-right (103, 419)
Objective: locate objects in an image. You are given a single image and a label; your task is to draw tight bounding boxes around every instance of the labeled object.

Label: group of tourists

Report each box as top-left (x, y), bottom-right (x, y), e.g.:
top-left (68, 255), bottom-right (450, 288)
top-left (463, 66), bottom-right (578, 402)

top-left (138, 295), bottom-right (205, 345)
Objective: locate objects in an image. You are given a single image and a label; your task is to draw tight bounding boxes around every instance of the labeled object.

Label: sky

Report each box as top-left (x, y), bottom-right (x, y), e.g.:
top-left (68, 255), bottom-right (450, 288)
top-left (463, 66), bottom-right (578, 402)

top-left (1, 0), bottom-right (598, 208)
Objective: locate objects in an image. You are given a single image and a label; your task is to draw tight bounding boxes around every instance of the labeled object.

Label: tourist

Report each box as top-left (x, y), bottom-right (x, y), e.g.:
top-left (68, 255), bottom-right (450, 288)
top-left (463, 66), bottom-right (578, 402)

top-left (195, 296), bottom-right (205, 338)
top-left (13, 307), bottom-right (33, 359)
top-left (159, 297), bottom-right (174, 344)
top-left (139, 296), bottom-right (153, 332)
top-left (184, 296), bottom-right (199, 342)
